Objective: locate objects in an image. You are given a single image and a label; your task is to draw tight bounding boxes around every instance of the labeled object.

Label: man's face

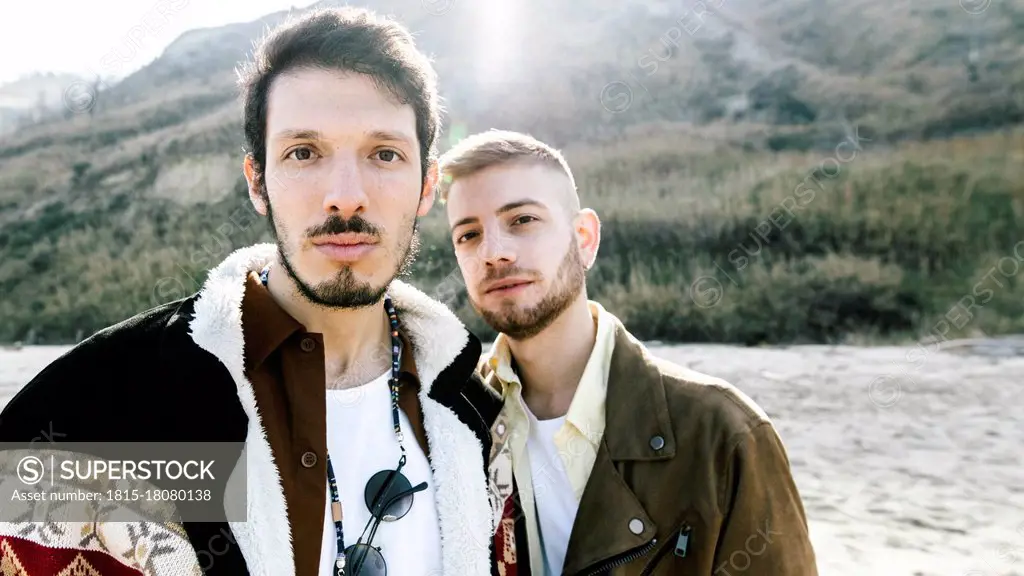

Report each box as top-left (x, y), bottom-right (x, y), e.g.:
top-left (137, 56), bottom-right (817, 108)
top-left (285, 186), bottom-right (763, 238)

top-left (446, 162), bottom-right (596, 340)
top-left (244, 68), bottom-right (435, 308)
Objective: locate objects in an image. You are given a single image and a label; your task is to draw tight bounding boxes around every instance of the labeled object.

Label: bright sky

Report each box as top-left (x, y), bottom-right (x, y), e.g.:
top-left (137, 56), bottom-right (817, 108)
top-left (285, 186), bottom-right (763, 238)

top-left (0, 0), bottom-right (320, 86)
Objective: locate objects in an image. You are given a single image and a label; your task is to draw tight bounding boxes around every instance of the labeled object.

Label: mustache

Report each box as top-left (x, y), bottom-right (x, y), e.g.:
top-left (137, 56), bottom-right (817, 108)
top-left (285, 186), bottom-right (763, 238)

top-left (305, 214), bottom-right (382, 239)
top-left (482, 266), bottom-right (537, 283)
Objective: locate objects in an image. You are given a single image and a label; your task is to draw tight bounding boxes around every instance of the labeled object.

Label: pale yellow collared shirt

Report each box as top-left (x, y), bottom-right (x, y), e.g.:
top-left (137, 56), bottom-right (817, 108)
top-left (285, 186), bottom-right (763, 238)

top-left (485, 300), bottom-right (617, 576)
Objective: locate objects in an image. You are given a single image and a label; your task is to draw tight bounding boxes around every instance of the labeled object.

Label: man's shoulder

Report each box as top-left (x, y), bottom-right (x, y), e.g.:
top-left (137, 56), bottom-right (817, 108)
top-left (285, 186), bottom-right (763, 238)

top-left (47, 297), bottom-right (192, 370)
top-left (1, 297), bottom-right (195, 431)
top-left (647, 352), bottom-right (773, 443)
top-left (604, 312), bottom-right (766, 434)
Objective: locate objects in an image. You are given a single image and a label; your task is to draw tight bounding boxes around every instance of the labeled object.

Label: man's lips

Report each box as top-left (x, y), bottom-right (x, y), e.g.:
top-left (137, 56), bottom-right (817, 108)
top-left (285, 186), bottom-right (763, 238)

top-left (484, 278), bottom-right (534, 294)
top-left (312, 233), bottom-right (378, 246)
top-left (312, 235), bottom-right (379, 261)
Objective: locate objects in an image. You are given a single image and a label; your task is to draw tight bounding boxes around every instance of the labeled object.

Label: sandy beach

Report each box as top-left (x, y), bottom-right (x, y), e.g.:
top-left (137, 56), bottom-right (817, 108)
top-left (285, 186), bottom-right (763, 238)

top-left (3, 341), bottom-right (1022, 575)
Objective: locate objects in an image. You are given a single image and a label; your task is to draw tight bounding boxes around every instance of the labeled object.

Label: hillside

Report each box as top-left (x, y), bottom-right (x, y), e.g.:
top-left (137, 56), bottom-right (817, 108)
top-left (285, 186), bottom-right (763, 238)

top-left (0, 72), bottom-right (91, 136)
top-left (1, 0), bottom-right (1023, 344)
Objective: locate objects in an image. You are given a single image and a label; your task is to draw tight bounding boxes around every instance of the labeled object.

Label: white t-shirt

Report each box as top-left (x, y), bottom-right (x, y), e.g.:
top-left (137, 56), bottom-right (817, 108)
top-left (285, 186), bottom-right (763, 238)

top-left (525, 403), bottom-right (580, 576)
top-left (318, 369), bottom-right (443, 576)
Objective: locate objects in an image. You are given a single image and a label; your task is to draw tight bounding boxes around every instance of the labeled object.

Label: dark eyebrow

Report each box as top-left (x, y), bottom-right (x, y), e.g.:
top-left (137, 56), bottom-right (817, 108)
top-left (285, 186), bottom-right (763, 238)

top-left (271, 129), bottom-right (324, 142)
top-left (367, 129), bottom-right (416, 147)
top-left (269, 129), bottom-right (415, 146)
top-left (450, 199), bottom-right (546, 232)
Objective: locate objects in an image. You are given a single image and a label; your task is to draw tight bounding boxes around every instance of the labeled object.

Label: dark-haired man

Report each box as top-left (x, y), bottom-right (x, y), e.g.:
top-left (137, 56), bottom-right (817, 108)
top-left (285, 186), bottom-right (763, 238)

top-left (440, 130), bottom-right (819, 575)
top-left (0, 8), bottom-right (502, 576)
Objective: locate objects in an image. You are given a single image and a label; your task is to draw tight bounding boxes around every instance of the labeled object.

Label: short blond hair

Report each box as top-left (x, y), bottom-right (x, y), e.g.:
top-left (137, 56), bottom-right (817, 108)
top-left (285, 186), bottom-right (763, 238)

top-left (436, 129), bottom-right (577, 204)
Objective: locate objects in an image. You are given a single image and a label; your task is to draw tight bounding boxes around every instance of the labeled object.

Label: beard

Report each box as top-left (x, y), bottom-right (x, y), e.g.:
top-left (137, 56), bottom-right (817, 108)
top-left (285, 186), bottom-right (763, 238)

top-left (473, 235), bottom-right (587, 341)
top-left (264, 190), bottom-right (420, 309)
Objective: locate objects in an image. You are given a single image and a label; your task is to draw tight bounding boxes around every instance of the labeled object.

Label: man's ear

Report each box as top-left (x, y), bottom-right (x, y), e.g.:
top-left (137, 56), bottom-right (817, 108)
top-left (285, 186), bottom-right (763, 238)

top-left (418, 161), bottom-right (439, 217)
top-left (574, 208), bottom-right (601, 270)
top-left (243, 154), bottom-right (268, 216)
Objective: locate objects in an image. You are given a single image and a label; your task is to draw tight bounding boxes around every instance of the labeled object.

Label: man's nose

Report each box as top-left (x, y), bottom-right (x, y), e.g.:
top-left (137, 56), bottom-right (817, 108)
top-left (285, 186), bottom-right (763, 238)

top-left (479, 232), bottom-right (515, 267)
top-left (321, 155), bottom-right (368, 217)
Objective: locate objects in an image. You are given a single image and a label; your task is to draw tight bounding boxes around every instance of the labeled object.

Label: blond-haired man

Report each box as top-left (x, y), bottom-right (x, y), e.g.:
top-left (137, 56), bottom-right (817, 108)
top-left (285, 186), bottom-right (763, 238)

top-left (439, 130), bottom-right (818, 575)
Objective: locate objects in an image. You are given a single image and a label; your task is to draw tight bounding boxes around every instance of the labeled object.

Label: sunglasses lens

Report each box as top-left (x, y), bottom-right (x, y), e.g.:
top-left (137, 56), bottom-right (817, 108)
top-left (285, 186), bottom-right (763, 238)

top-left (344, 544), bottom-right (387, 576)
top-left (364, 469), bottom-right (414, 521)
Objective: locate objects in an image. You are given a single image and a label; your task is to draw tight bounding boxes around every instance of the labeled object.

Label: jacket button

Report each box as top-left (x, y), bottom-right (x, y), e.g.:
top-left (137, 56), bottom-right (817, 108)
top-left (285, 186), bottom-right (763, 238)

top-left (300, 337), bottom-right (316, 352)
top-left (301, 451), bottom-right (318, 468)
top-left (629, 518), bottom-right (644, 535)
top-left (650, 435), bottom-right (665, 451)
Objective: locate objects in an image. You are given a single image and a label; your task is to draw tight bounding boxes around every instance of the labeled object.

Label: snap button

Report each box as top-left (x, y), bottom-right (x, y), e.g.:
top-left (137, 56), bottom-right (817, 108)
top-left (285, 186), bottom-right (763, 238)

top-left (629, 518), bottom-right (644, 535)
top-left (300, 337), bottom-right (316, 352)
top-left (300, 451), bottom-right (318, 468)
top-left (650, 435), bottom-right (665, 451)
top-left (496, 423), bottom-right (506, 435)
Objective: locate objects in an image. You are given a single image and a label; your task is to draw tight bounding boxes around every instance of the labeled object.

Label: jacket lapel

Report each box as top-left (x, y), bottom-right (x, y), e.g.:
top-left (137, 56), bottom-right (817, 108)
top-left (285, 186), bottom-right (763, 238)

top-left (562, 444), bottom-right (658, 574)
top-left (189, 244), bottom-right (294, 576)
top-left (562, 320), bottom-right (677, 574)
top-left (188, 243), bottom-right (496, 576)
top-left (603, 321), bottom-right (676, 462)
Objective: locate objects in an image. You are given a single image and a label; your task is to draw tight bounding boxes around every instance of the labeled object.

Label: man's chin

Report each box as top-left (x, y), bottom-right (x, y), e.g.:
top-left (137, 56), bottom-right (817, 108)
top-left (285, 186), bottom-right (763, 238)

top-left (305, 278), bottom-right (388, 309)
top-left (302, 250), bottom-right (380, 281)
top-left (280, 256), bottom-right (387, 308)
top-left (473, 304), bottom-right (535, 338)
top-left (472, 295), bottom-right (525, 318)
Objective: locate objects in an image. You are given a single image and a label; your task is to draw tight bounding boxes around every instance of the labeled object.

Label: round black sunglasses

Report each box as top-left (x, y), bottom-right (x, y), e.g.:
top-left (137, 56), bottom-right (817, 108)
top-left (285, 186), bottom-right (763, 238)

top-left (342, 454), bottom-right (428, 576)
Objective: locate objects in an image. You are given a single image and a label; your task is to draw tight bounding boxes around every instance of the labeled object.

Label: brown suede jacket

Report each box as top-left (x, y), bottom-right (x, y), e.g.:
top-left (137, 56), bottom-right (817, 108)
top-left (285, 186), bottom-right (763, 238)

top-left (483, 317), bottom-right (819, 575)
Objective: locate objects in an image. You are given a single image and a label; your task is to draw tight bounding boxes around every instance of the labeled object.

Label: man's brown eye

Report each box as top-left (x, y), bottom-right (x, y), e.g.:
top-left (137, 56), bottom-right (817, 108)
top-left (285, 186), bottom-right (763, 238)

top-left (377, 150), bottom-right (397, 162)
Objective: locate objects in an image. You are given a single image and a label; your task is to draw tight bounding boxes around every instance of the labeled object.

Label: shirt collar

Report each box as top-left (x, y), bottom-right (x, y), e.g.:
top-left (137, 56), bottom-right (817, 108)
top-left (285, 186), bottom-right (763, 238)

top-left (241, 271), bottom-right (304, 372)
top-left (485, 300), bottom-right (615, 446)
top-left (487, 331), bottom-right (522, 395)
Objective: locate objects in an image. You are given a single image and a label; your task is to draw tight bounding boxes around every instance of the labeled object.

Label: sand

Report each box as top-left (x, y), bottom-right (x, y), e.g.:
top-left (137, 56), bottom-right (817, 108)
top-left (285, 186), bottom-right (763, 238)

top-left (3, 340), bottom-right (1022, 575)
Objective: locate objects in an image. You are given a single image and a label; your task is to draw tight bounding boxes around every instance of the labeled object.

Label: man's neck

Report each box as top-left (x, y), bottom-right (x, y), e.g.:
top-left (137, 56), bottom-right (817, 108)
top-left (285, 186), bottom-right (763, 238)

top-left (266, 266), bottom-right (391, 389)
top-left (507, 293), bottom-right (597, 420)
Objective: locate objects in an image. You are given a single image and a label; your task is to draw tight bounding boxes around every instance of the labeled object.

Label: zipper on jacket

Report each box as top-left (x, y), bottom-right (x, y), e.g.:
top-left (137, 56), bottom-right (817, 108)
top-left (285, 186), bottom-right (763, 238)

top-left (675, 523), bottom-right (691, 558)
top-left (576, 538), bottom-right (658, 576)
top-left (638, 523), bottom-right (691, 576)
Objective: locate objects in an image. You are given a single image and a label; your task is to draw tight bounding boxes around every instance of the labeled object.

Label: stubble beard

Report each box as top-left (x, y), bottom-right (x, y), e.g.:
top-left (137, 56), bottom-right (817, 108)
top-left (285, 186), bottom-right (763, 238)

top-left (263, 188), bottom-right (421, 310)
top-left (473, 235), bottom-right (587, 341)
